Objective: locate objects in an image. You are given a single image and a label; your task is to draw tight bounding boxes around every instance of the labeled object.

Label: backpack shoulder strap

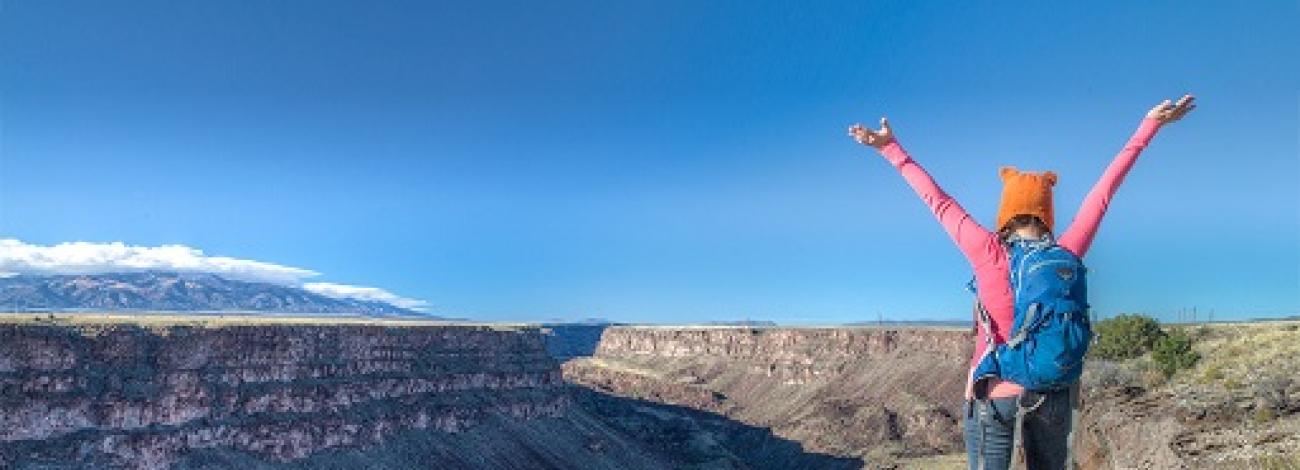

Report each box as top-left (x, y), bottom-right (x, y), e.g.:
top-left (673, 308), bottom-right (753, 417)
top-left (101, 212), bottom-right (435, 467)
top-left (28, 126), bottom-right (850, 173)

top-left (1005, 302), bottom-right (1041, 349)
top-left (974, 300), bottom-right (995, 348)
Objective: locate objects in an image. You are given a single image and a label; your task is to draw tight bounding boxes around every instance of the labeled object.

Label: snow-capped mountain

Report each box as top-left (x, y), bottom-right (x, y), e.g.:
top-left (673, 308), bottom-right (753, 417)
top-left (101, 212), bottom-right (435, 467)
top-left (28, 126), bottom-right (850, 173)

top-left (0, 272), bottom-right (428, 316)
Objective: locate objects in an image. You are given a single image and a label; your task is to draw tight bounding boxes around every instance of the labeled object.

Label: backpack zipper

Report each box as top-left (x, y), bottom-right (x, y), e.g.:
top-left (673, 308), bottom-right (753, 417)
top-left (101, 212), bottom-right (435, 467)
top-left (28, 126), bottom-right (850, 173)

top-left (1025, 259), bottom-right (1075, 277)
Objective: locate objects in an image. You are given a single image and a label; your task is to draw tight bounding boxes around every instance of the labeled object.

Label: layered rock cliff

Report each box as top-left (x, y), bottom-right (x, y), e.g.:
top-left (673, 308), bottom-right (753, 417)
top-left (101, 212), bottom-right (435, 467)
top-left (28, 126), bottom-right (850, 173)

top-left (562, 326), bottom-right (973, 467)
top-left (0, 318), bottom-right (568, 469)
top-left (0, 317), bottom-right (881, 470)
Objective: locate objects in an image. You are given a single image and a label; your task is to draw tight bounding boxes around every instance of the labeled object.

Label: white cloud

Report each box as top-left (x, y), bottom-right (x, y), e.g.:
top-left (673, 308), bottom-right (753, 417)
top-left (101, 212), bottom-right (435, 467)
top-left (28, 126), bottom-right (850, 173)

top-left (303, 282), bottom-right (430, 311)
top-left (0, 238), bottom-right (427, 311)
top-left (0, 239), bottom-right (316, 284)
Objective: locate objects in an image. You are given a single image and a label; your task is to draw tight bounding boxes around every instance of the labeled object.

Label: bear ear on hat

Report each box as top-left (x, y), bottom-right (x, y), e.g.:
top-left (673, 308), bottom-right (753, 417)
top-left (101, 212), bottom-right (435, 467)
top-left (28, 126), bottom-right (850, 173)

top-left (999, 166), bottom-right (1019, 181)
top-left (1044, 171), bottom-right (1058, 186)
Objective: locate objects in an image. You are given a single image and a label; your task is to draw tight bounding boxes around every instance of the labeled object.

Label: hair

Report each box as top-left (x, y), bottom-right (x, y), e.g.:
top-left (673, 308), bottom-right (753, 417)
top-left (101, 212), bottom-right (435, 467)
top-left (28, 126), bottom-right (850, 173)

top-left (998, 214), bottom-right (1050, 243)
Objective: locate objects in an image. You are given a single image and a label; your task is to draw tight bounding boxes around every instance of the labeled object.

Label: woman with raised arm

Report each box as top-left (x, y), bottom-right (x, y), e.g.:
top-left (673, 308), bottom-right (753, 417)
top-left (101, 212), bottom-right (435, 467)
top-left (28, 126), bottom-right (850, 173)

top-left (848, 95), bottom-right (1195, 470)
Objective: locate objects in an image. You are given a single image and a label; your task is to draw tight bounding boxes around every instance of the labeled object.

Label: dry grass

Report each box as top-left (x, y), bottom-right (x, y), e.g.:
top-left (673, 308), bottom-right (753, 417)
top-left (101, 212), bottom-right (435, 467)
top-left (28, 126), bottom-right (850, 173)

top-left (897, 452), bottom-right (965, 469)
top-left (1180, 321), bottom-right (1300, 391)
top-left (1248, 453), bottom-right (1300, 470)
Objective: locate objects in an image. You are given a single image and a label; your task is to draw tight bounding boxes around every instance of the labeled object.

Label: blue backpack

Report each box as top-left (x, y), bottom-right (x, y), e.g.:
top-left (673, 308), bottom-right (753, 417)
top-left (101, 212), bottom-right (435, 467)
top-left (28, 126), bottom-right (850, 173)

top-left (970, 237), bottom-right (1094, 392)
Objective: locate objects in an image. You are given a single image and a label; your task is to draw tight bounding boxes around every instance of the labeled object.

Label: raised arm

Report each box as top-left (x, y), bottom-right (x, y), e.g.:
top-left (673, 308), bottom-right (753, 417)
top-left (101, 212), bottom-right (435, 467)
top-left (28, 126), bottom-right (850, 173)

top-left (1057, 95), bottom-right (1196, 257)
top-left (849, 118), bottom-right (999, 267)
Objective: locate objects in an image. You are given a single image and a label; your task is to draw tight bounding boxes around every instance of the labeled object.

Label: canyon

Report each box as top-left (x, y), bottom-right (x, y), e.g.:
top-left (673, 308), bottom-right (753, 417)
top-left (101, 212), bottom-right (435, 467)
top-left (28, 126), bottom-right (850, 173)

top-left (0, 316), bottom-right (859, 469)
top-left (562, 326), bottom-right (973, 466)
top-left (3, 315), bottom-right (1295, 469)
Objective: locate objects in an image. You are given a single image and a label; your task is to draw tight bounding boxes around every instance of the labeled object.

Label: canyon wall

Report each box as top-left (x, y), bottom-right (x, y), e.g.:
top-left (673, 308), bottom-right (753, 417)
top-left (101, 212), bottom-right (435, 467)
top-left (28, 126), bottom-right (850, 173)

top-left (563, 326), bottom-right (974, 467)
top-left (0, 318), bottom-right (918, 470)
top-left (10, 319), bottom-right (1282, 469)
top-left (0, 320), bottom-right (571, 469)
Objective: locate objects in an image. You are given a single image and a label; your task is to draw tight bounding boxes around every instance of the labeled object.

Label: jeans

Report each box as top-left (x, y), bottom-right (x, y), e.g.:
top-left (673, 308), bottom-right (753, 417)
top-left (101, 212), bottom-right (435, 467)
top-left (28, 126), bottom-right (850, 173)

top-left (963, 389), bottom-right (1073, 470)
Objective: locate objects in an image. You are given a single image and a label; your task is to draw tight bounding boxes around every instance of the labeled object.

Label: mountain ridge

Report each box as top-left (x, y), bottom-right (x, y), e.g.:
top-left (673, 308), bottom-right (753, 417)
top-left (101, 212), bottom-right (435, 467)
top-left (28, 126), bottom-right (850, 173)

top-left (0, 271), bottom-right (429, 317)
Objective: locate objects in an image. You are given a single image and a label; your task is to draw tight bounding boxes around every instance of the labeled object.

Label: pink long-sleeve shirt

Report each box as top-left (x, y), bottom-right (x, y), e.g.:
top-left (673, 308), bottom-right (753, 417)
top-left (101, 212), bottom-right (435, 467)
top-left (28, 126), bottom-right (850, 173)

top-left (876, 117), bottom-right (1163, 399)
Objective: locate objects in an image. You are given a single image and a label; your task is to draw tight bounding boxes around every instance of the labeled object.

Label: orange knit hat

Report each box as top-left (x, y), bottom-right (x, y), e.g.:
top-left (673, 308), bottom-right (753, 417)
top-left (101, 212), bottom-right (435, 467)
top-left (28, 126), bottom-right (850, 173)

top-left (996, 166), bottom-right (1057, 232)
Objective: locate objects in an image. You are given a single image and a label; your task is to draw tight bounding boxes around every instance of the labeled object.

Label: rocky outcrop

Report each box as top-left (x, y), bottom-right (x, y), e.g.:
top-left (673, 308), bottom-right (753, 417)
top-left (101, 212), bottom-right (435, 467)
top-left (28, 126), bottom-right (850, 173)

top-left (563, 326), bottom-right (973, 467)
top-left (592, 326), bottom-right (970, 363)
top-left (0, 320), bottom-right (564, 469)
top-left (1075, 323), bottom-right (1300, 469)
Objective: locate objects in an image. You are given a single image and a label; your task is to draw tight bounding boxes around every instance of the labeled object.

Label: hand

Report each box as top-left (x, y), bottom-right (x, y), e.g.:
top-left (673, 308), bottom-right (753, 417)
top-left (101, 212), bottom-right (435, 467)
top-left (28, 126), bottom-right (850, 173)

top-left (848, 117), bottom-right (894, 149)
top-left (1146, 94), bottom-right (1196, 125)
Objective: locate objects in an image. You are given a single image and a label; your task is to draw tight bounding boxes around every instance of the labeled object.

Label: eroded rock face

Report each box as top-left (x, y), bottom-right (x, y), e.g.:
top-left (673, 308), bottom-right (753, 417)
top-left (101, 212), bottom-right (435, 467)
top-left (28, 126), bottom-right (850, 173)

top-left (0, 322), bottom-right (567, 469)
top-left (564, 327), bottom-right (974, 467)
top-left (594, 327), bottom-right (970, 364)
top-left (1076, 380), bottom-right (1300, 469)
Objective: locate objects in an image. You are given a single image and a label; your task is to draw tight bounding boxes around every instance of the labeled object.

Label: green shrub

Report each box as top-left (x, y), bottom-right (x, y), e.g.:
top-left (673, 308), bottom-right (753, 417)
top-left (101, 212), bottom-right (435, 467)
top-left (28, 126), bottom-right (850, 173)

top-left (1198, 364), bottom-right (1224, 384)
top-left (1135, 358), bottom-right (1169, 388)
top-left (1252, 407), bottom-right (1277, 424)
top-left (1091, 314), bottom-right (1164, 360)
top-left (1192, 325), bottom-right (1213, 340)
top-left (1152, 328), bottom-right (1200, 378)
top-left (1251, 453), bottom-right (1300, 470)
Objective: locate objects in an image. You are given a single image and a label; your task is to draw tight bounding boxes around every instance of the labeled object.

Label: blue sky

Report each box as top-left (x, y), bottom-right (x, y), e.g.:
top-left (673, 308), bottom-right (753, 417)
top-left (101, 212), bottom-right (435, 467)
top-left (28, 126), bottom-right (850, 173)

top-left (1, 1), bottom-right (1296, 323)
